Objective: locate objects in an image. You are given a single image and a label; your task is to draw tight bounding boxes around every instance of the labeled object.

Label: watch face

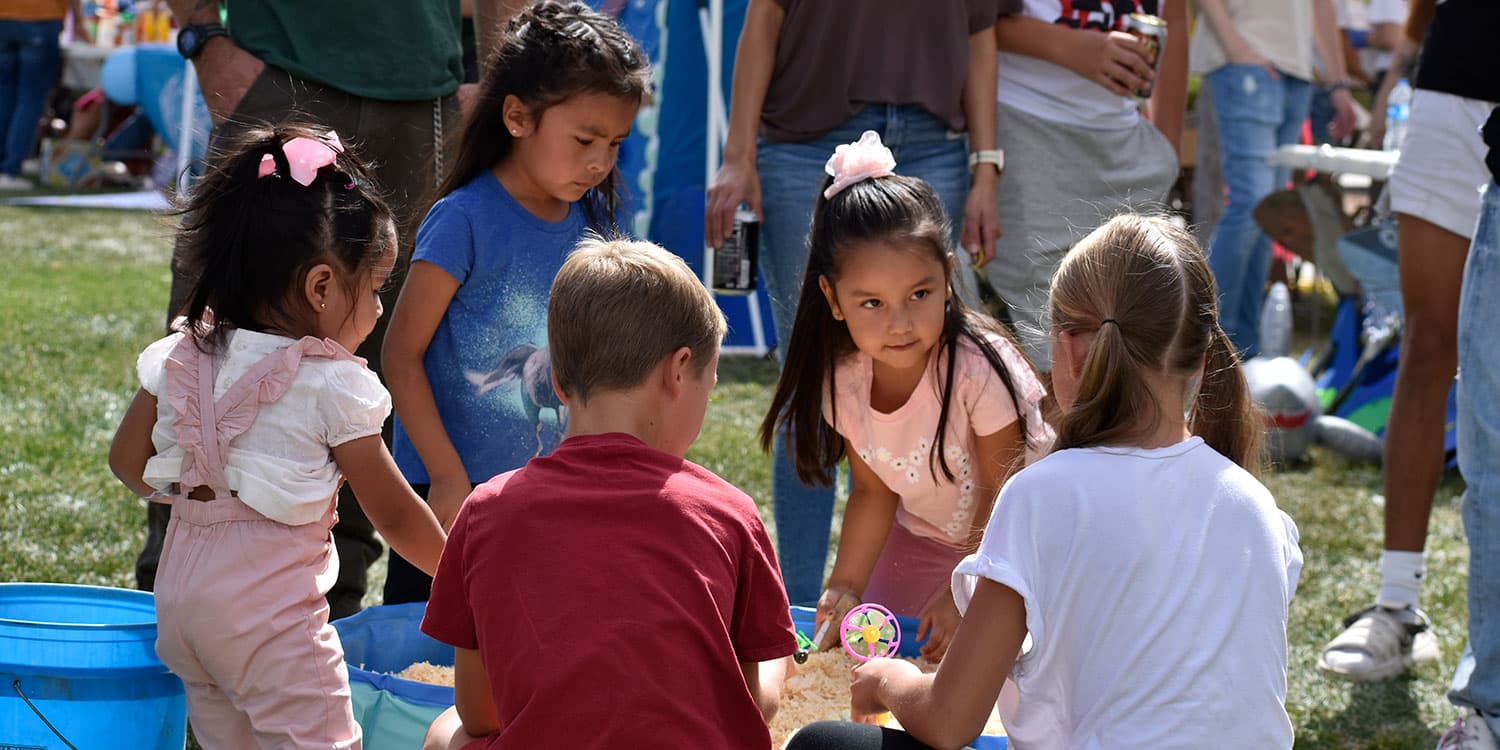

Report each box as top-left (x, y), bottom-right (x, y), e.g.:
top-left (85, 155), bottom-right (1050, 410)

top-left (177, 26), bottom-right (200, 56)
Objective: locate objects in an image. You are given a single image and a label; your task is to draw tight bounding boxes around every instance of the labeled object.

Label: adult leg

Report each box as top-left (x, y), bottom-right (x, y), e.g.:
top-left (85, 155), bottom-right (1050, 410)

top-left (1319, 216), bottom-right (1463, 680)
top-left (1203, 65), bottom-right (1283, 356)
top-left (336, 93), bottom-right (457, 616)
top-left (1383, 214), bottom-right (1467, 554)
top-left (0, 25), bottom-right (21, 175)
top-left (0, 21), bottom-right (61, 177)
top-left (758, 125), bottom-right (849, 606)
top-left (1321, 91), bottom-right (1491, 682)
top-left (1449, 182), bottom-right (1500, 735)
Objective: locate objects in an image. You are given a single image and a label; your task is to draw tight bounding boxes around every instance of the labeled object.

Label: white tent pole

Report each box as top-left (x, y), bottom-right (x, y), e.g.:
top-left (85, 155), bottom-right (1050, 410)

top-left (699, 0), bottom-right (769, 356)
top-left (700, 3), bottom-right (720, 291)
top-left (176, 60), bottom-right (196, 197)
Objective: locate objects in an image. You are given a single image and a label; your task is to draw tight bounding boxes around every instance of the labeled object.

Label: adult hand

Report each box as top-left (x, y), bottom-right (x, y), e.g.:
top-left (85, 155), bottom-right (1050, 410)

top-left (961, 169), bottom-right (1001, 268)
top-left (849, 657), bottom-right (919, 723)
top-left (705, 157), bottom-right (761, 248)
top-left (1329, 88), bottom-right (1358, 142)
top-left (1067, 30), bottom-right (1155, 97)
top-left (195, 38), bottom-right (266, 126)
top-left (1226, 39), bottom-right (1280, 80)
top-left (813, 587), bottom-right (861, 650)
top-left (916, 585), bottom-right (962, 663)
top-left (428, 475), bottom-right (473, 533)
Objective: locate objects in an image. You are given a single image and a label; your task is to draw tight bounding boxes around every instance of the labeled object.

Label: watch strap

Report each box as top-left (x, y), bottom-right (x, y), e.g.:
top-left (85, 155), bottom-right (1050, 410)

top-left (968, 149), bottom-right (1005, 173)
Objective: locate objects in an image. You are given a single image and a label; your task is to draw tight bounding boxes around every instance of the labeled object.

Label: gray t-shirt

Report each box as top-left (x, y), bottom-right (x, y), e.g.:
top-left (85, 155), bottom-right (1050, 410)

top-left (761, 0), bottom-right (1005, 142)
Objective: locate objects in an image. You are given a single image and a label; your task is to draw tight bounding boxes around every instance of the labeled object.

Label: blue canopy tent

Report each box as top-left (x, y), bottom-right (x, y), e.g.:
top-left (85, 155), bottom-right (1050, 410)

top-left (612, 0), bottom-right (776, 355)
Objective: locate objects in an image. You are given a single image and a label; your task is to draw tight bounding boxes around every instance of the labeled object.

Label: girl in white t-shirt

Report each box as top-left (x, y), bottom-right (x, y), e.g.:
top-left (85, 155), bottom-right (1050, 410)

top-left (788, 214), bottom-right (1302, 750)
top-left (108, 124), bottom-right (447, 749)
top-left (761, 131), bottom-right (1050, 662)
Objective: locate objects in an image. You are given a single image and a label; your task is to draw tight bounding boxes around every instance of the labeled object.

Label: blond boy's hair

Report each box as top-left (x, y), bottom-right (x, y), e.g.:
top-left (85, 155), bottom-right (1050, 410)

top-left (549, 237), bottom-right (727, 404)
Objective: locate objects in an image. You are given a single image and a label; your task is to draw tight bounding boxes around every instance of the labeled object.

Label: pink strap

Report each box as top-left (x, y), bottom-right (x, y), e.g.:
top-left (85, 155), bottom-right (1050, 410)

top-left (163, 334), bottom-right (363, 499)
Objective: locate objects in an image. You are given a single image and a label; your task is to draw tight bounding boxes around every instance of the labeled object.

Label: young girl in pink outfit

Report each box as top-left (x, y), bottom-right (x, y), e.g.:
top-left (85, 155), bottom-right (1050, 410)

top-left (762, 131), bottom-right (1051, 662)
top-left (108, 123), bottom-right (447, 749)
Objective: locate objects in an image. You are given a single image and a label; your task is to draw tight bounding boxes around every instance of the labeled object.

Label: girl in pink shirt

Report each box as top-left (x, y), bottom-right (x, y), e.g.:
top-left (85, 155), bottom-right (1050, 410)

top-left (762, 131), bottom-right (1051, 662)
top-left (108, 123), bottom-right (447, 748)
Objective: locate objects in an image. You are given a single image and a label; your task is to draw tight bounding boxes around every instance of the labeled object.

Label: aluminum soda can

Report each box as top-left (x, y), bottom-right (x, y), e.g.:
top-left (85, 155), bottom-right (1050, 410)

top-left (1123, 13), bottom-right (1167, 99)
top-left (713, 207), bottom-right (759, 294)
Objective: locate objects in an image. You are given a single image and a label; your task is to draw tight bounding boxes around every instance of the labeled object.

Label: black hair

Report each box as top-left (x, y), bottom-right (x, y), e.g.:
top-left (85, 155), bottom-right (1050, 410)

top-left (173, 122), bottom-right (396, 350)
top-left (760, 174), bottom-right (1038, 485)
top-left (431, 1), bottom-right (650, 231)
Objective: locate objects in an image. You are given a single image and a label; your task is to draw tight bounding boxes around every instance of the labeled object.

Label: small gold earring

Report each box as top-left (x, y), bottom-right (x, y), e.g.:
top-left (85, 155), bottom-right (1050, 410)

top-left (320, 302), bottom-right (326, 311)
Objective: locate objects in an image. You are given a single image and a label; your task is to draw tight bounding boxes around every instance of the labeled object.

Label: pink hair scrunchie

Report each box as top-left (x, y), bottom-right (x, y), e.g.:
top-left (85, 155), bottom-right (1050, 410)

top-left (257, 131), bottom-right (345, 187)
top-left (823, 130), bottom-right (897, 199)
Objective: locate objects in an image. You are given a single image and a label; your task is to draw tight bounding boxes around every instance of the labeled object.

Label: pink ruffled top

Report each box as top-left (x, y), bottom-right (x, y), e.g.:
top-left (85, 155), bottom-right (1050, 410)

top-left (137, 328), bottom-right (390, 526)
top-left (825, 334), bottom-right (1053, 546)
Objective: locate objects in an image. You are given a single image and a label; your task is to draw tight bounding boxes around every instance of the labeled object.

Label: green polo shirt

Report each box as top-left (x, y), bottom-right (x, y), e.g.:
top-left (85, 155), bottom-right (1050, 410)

top-left (226, 1), bottom-right (463, 102)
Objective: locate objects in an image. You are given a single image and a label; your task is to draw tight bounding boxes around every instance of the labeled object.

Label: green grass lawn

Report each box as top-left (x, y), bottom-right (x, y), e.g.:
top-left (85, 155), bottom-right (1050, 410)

top-left (0, 204), bottom-right (1471, 748)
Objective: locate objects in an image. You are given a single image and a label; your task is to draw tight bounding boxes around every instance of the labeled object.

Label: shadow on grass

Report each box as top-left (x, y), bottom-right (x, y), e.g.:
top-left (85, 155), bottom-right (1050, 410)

top-left (1297, 676), bottom-right (1436, 749)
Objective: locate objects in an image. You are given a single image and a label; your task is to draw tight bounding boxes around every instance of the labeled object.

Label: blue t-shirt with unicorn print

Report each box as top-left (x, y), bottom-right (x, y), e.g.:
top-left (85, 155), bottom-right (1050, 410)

top-left (392, 171), bottom-right (585, 484)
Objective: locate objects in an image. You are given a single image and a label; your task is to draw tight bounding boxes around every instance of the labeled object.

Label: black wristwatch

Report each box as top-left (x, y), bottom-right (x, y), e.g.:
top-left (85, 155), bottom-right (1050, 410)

top-left (177, 22), bottom-right (229, 60)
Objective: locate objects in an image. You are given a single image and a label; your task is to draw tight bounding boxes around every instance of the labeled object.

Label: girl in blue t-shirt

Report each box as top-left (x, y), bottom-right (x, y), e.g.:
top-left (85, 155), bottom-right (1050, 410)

top-left (382, 1), bottom-right (649, 603)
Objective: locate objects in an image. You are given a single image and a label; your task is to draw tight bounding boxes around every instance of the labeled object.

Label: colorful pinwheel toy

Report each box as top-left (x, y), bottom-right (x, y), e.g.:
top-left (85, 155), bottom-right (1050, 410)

top-left (840, 603), bottom-right (900, 661)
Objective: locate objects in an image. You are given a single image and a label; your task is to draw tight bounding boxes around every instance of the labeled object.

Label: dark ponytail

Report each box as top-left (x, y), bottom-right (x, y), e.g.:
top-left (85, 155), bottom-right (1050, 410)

top-left (174, 122), bottom-right (395, 351)
top-left (429, 1), bottom-right (649, 231)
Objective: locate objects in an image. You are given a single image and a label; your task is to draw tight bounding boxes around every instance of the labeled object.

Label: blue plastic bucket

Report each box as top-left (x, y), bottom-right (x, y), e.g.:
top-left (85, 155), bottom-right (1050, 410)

top-left (0, 583), bottom-right (186, 750)
top-left (333, 603), bottom-right (454, 750)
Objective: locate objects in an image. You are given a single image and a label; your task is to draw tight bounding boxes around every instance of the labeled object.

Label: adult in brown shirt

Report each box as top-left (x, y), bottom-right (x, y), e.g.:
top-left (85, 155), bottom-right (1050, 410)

top-left (703, 0), bottom-right (1004, 616)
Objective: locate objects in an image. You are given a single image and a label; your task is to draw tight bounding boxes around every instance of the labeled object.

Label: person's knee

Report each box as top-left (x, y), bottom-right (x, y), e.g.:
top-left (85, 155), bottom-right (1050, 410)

top-left (422, 707), bottom-right (469, 750)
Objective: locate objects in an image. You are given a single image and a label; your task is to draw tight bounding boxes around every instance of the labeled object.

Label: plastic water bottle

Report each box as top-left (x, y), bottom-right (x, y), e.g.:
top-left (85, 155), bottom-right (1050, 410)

top-left (1258, 281), bottom-right (1292, 359)
top-left (1384, 78), bottom-right (1412, 153)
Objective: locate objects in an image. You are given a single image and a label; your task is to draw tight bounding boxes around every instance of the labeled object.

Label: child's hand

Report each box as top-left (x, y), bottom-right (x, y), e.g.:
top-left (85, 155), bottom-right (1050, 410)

top-left (849, 657), bottom-right (918, 723)
top-left (813, 587), bottom-right (861, 649)
top-left (429, 475), bottom-right (473, 532)
top-left (916, 586), bottom-right (962, 663)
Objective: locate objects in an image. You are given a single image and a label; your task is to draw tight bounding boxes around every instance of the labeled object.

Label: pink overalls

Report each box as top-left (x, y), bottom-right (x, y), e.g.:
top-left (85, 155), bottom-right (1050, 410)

top-left (151, 335), bottom-right (362, 749)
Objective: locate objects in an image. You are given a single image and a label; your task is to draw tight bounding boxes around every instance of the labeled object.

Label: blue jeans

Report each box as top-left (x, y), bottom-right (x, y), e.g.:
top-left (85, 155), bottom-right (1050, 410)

top-left (1449, 181), bottom-right (1500, 734)
top-left (0, 20), bottom-right (62, 177)
top-left (757, 104), bottom-right (972, 605)
top-left (1205, 65), bottom-right (1313, 356)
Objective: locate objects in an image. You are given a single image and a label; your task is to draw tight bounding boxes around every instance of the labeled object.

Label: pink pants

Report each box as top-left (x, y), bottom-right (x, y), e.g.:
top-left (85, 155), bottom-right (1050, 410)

top-left (153, 495), bottom-right (360, 749)
top-left (861, 522), bottom-right (967, 618)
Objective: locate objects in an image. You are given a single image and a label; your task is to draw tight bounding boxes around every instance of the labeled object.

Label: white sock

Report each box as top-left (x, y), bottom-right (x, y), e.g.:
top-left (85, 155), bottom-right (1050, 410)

top-left (1377, 550), bottom-right (1425, 610)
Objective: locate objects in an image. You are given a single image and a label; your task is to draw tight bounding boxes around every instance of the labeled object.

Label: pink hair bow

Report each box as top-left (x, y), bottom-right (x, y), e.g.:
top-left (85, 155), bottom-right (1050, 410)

top-left (257, 131), bottom-right (344, 186)
top-left (823, 130), bottom-right (896, 199)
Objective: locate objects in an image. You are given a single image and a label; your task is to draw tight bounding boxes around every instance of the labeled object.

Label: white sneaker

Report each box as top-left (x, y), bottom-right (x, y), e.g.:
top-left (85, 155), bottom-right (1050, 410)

top-left (0, 174), bottom-right (34, 191)
top-left (1437, 709), bottom-right (1500, 750)
top-left (1318, 605), bottom-right (1440, 681)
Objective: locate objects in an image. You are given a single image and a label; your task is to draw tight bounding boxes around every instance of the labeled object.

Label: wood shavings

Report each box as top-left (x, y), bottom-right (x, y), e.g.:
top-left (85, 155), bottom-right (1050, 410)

top-left (768, 650), bottom-right (1003, 748)
top-left (391, 660), bottom-right (455, 686)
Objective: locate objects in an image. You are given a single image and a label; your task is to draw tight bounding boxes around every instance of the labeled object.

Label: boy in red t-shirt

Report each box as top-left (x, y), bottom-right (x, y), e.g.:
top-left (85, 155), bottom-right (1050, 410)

top-left (420, 238), bottom-right (797, 750)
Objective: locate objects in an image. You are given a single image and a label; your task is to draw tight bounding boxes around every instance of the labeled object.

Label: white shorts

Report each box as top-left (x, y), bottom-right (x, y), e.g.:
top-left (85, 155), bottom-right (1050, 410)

top-left (1388, 89), bottom-right (1496, 240)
